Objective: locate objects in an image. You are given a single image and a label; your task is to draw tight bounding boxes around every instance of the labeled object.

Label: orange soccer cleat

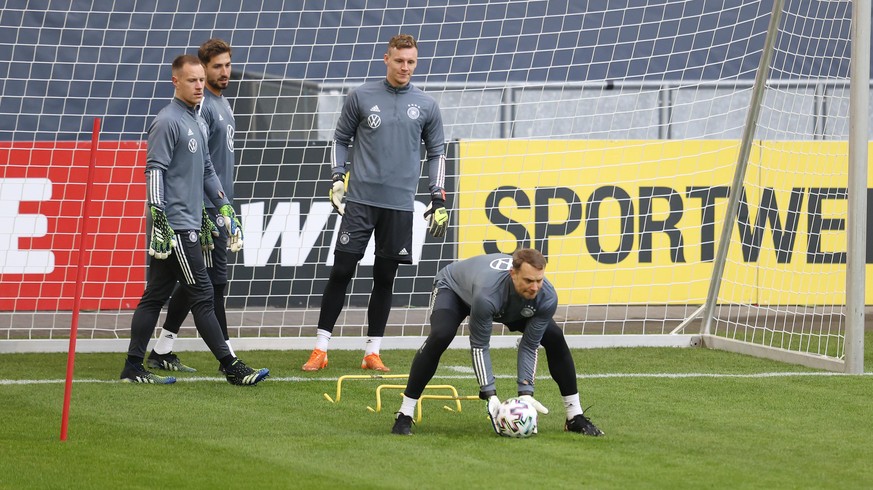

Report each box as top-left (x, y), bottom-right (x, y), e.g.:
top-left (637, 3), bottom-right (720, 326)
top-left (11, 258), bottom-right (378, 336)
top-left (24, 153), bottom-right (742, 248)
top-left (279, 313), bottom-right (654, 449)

top-left (302, 349), bottom-right (328, 371)
top-left (361, 353), bottom-right (390, 372)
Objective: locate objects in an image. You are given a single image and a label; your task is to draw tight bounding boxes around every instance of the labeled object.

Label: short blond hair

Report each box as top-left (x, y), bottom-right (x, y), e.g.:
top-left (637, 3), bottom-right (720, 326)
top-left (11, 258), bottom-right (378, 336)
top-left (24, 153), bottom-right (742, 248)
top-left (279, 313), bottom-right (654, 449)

top-left (172, 54), bottom-right (201, 74)
top-left (387, 34), bottom-right (417, 52)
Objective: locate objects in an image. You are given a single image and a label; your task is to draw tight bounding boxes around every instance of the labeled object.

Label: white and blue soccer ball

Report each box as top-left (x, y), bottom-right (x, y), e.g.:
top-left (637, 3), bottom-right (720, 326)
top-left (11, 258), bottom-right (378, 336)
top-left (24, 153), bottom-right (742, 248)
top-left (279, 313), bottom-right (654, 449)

top-left (495, 397), bottom-right (538, 438)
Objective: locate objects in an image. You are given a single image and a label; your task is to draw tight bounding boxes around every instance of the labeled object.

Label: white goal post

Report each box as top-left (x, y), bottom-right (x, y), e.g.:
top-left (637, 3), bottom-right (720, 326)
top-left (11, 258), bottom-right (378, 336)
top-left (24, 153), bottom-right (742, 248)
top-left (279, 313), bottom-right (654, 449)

top-left (0, 2), bottom-right (867, 373)
top-left (669, 0), bottom-right (869, 373)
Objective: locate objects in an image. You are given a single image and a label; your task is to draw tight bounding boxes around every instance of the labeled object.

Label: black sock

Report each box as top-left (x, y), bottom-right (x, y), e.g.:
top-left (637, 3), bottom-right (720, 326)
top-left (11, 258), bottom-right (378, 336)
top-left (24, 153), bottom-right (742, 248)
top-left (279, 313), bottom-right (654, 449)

top-left (127, 355), bottom-right (144, 366)
top-left (219, 355), bottom-right (236, 368)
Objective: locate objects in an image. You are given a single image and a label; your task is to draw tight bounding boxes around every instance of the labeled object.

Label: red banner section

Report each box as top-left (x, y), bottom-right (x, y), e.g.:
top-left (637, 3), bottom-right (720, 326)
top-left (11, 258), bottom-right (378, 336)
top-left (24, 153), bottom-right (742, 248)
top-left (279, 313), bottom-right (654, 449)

top-left (0, 141), bottom-right (147, 311)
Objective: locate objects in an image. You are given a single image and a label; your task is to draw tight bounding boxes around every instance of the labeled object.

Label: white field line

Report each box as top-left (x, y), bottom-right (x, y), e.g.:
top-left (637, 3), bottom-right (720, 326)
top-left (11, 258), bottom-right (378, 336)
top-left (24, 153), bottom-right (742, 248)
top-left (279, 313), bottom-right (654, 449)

top-left (2, 369), bottom-right (871, 386)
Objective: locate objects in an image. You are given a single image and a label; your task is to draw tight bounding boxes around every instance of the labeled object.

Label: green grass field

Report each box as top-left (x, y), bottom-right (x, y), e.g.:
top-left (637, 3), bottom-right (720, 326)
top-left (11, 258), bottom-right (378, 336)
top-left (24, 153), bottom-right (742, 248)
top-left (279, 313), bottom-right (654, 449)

top-left (2, 336), bottom-right (873, 489)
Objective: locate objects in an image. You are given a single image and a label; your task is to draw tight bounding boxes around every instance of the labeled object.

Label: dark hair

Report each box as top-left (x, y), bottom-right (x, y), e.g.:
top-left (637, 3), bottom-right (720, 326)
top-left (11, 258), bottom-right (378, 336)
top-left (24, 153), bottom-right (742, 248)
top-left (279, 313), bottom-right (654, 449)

top-left (387, 34), bottom-right (417, 52)
top-left (512, 248), bottom-right (546, 271)
top-left (199, 38), bottom-right (232, 65)
top-left (172, 54), bottom-right (201, 73)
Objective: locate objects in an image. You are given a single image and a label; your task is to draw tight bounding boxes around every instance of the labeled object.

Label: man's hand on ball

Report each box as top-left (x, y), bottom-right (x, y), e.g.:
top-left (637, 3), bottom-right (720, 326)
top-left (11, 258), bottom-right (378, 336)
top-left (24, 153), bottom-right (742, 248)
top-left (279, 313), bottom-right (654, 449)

top-left (480, 390), bottom-right (501, 434)
top-left (517, 394), bottom-right (549, 414)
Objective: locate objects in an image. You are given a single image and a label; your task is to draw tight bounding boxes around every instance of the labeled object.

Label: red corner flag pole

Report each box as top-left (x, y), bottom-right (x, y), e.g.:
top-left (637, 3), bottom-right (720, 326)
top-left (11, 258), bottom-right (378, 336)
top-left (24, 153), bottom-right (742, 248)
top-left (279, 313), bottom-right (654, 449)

top-left (61, 117), bottom-right (101, 441)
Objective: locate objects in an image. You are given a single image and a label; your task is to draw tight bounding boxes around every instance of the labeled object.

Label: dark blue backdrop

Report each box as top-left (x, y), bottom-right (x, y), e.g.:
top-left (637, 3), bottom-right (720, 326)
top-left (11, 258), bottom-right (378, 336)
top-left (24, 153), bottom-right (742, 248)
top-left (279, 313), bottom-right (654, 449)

top-left (0, 0), bottom-right (856, 140)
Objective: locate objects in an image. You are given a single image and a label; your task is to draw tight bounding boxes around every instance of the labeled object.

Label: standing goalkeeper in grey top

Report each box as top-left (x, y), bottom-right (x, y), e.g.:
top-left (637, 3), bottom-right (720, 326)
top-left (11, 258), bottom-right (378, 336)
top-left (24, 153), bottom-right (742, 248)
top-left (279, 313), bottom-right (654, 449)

top-left (119, 54), bottom-right (268, 386)
top-left (302, 34), bottom-right (448, 373)
top-left (391, 249), bottom-right (604, 437)
top-left (148, 39), bottom-right (242, 374)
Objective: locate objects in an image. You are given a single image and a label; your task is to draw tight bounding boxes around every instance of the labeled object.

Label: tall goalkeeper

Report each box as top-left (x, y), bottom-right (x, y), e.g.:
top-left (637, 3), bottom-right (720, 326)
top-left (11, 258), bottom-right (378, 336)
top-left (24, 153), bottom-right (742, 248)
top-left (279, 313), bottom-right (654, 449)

top-left (147, 38), bottom-right (241, 374)
top-left (390, 248), bottom-right (604, 437)
top-left (302, 34), bottom-right (448, 373)
top-left (120, 54), bottom-right (268, 386)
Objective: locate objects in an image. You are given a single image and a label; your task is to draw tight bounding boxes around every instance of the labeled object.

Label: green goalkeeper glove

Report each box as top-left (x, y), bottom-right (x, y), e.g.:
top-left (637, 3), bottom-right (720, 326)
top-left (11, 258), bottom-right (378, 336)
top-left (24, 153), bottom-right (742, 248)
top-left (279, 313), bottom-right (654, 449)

top-left (148, 205), bottom-right (176, 259)
top-left (329, 172), bottom-right (348, 216)
top-left (217, 204), bottom-right (243, 252)
top-left (423, 188), bottom-right (449, 238)
top-left (200, 206), bottom-right (219, 252)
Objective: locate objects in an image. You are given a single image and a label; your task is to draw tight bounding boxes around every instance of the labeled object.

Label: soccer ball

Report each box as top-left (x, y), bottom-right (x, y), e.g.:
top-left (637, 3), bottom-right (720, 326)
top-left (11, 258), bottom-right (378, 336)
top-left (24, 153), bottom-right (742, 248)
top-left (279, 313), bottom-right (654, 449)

top-left (495, 397), bottom-right (538, 438)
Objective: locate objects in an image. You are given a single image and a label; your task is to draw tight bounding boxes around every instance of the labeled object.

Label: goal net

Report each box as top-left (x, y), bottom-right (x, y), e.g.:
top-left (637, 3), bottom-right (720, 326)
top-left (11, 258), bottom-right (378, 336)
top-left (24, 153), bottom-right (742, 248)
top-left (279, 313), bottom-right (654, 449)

top-left (0, 1), bottom-right (866, 370)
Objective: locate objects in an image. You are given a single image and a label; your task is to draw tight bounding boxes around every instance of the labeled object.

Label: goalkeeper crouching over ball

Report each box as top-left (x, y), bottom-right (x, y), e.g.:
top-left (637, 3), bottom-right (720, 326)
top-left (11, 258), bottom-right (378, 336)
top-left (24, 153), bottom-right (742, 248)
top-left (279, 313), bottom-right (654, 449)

top-left (119, 54), bottom-right (268, 386)
top-left (391, 248), bottom-right (604, 436)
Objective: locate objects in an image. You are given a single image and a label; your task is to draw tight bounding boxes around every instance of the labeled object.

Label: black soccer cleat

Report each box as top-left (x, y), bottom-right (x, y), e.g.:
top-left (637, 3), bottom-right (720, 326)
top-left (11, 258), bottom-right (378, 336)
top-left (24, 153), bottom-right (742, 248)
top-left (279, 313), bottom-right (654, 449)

top-left (565, 413), bottom-right (604, 436)
top-left (391, 413), bottom-right (414, 435)
top-left (120, 360), bottom-right (176, 384)
top-left (224, 358), bottom-right (269, 386)
top-left (147, 351), bottom-right (197, 373)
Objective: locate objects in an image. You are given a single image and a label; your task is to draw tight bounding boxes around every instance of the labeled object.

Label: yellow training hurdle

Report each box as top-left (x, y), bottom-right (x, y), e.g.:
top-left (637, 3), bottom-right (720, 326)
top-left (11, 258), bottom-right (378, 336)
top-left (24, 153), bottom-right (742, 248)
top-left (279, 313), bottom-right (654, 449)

top-left (371, 384), bottom-right (481, 423)
top-left (322, 373), bottom-right (410, 403)
top-left (323, 373), bottom-right (480, 423)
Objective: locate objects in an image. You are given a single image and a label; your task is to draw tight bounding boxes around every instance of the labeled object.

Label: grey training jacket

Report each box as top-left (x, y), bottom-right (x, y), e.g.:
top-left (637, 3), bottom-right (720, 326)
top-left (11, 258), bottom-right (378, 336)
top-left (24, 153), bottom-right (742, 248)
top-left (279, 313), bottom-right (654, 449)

top-left (332, 79), bottom-right (445, 211)
top-left (145, 97), bottom-right (228, 230)
top-left (435, 253), bottom-right (558, 395)
top-left (199, 89), bottom-right (236, 207)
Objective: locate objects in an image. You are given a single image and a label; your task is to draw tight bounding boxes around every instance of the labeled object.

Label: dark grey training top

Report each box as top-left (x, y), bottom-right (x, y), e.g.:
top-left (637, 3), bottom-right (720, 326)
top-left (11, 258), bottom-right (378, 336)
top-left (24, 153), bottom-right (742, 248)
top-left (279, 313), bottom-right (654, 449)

top-left (199, 89), bottom-right (236, 207)
top-left (435, 253), bottom-right (558, 395)
top-left (145, 97), bottom-right (228, 230)
top-left (332, 79), bottom-right (445, 211)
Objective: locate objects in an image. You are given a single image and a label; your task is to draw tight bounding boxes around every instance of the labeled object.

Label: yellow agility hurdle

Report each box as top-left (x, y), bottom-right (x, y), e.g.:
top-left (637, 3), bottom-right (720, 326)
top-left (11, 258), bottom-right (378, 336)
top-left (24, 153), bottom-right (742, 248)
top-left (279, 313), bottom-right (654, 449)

top-left (372, 384), bottom-right (460, 413)
top-left (322, 373), bottom-right (409, 403)
top-left (371, 384), bottom-right (481, 423)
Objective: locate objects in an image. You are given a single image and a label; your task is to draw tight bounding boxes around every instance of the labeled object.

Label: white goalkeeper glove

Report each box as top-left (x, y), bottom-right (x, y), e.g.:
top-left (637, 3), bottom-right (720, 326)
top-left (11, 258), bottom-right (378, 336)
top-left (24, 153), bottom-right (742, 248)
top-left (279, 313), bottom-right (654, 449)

top-left (481, 391), bottom-right (501, 435)
top-left (329, 172), bottom-right (347, 216)
top-left (148, 205), bottom-right (176, 259)
top-left (423, 188), bottom-right (449, 238)
top-left (199, 206), bottom-right (219, 252)
top-left (517, 394), bottom-right (549, 415)
top-left (217, 204), bottom-right (243, 252)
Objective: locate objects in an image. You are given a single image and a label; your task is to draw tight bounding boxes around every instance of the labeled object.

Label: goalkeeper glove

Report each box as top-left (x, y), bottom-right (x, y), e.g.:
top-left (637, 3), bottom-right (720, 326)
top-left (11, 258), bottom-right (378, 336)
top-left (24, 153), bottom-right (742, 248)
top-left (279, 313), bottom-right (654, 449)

top-left (329, 172), bottom-right (347, 216)
top-left (517, 394), bottom-right (549, 414)
top-left (423, 188), bottom-right (449, 238)
top-left (217, 204), bottom-right (244, 252)
top-left (481, 390), bottom-right (501, 435)
top-left (148, 205), bottom-right (176, 259)
top-left (199, 206), bottom-right (219, 252)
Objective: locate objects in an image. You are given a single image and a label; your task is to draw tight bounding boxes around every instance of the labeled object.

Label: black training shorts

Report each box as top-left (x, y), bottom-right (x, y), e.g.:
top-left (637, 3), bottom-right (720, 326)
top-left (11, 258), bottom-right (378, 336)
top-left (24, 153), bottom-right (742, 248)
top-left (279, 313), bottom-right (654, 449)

top-left (336, 201), bottom-right (413, 264)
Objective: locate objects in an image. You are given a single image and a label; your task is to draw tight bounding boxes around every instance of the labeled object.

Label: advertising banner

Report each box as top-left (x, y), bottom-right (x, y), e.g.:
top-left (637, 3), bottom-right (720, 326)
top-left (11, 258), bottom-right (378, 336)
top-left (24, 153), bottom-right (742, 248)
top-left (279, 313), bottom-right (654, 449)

top-left (0, 141), bottom-right (147, 310)
top-left (457, 139), bottom-right (869, 305)
top-left (2, 139), bottom-right (868, 310)
top-left (228, 140), bottom-right (457, 308)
